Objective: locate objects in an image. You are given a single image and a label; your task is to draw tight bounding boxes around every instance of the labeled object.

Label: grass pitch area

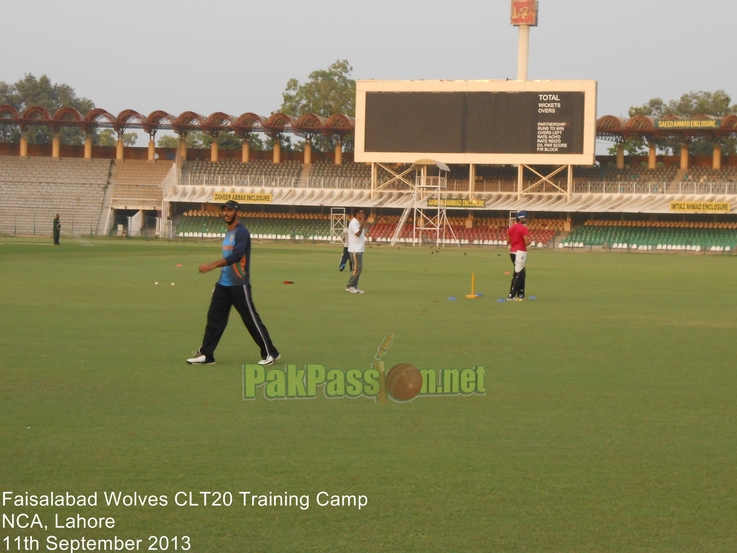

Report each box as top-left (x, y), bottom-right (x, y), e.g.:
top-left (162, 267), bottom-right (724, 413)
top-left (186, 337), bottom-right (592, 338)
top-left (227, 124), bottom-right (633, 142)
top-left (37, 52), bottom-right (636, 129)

top-left (1, 237), bottom-right (736, 552)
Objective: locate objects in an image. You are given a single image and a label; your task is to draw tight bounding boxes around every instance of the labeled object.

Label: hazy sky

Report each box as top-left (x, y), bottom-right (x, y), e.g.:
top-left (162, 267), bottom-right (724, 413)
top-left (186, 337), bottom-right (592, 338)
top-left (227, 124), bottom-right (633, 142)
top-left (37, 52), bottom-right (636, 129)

top-left (2, 0), bottom-right (736, 150)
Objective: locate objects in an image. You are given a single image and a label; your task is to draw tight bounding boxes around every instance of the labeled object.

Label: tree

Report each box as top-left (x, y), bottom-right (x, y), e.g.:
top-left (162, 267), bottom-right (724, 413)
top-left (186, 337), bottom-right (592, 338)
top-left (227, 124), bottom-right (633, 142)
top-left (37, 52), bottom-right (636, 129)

top-left (157, 131), bottom-right (263, 151)
top-left (156, 132), bottom-right (207, 149)
top-left (96, 129), bottom-right (138, 147)
top-left (611, 90), bottom-right (737, 157)
top-left (279, 59), bottom-right (356, 152)
top-left (156, 135), bottom-right (179, 149)
top-left (0, 74), bottom-right (95, 145)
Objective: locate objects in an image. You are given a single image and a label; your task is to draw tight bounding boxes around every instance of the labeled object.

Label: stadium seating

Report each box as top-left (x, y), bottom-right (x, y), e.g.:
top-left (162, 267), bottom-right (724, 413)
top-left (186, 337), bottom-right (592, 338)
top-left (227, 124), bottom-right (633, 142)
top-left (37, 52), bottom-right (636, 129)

top-left (176, 210), bottom-right (563, 246)
top-left (110, 160), bottom-right (173, 208)
top-left (176, 210), bottom-right (332, 240)
top-left (180, 160), bottom-right (302, 187)
top-left (0, 156), bottom-right (110, 236)
top-left (561, 220), bottom-right (737, 251)
top-left (307, 160), bottom-right (371, 189)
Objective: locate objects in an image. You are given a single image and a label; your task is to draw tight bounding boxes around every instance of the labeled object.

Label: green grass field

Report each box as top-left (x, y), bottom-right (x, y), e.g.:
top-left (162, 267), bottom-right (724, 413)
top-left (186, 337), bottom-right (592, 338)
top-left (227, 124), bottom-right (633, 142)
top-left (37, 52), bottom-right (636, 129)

top-left (1, 237), bottom-right (736, 552)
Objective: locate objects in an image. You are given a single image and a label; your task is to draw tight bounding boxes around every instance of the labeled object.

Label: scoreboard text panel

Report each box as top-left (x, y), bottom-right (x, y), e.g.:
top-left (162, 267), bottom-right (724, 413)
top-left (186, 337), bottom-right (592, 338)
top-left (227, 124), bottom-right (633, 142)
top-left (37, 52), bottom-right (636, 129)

top-left (355, 80), bottom-right (597, 165)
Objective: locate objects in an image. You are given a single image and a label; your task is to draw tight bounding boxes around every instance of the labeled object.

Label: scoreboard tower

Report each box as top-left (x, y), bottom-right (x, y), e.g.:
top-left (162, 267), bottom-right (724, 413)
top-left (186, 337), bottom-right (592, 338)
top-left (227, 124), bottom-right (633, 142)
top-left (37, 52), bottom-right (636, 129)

top-left (354, 79), bottom-right (597, 200)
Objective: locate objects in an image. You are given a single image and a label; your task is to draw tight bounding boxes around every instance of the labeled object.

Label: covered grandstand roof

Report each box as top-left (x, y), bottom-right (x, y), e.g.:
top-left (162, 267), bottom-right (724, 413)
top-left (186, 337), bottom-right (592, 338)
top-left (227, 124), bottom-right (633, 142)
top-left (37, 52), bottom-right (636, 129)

top-left (0, 105), bottom-right (356, 139)
top-left (2, 104), bottom-right (734, 142)
top-left (596, 113), bottom-right (737, 142)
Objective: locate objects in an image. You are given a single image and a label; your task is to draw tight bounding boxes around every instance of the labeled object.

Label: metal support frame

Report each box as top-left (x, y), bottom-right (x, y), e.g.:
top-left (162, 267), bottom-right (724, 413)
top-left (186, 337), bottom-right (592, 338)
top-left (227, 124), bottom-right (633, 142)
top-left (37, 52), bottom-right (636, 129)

top-left (516, 164), bottom-right (573, 201)
top-left (370, 162), bottom-right (415, 198)
top-left (329, 207), bottom-right (347, 244)
top-left (389, 162), bottom-right (458, 248)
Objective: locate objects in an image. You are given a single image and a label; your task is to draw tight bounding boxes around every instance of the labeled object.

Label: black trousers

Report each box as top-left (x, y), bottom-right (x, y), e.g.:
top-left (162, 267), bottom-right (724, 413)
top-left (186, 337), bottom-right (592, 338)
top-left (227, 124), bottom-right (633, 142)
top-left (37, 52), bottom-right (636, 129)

top-left (340, 247), bottom-right (353, 271)
top-left (509, 253), bottom-right (526, 298)
top-left (199, 283), bottom-right (278, 361)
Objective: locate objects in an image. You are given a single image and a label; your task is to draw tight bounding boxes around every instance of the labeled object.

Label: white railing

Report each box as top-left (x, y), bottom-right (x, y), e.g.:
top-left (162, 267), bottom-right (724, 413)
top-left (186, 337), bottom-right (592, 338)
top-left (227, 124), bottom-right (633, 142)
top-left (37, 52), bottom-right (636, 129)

top-left (572, 181), bottom-right (737, 195)
top-left (176, 173), bottom-right (737, 196)
top-left (179, 174), bottom-right (372, 190)
top-left (472, 180), bottom-right (519, 193)
top-left (111, 198), bottom-right (161, 209)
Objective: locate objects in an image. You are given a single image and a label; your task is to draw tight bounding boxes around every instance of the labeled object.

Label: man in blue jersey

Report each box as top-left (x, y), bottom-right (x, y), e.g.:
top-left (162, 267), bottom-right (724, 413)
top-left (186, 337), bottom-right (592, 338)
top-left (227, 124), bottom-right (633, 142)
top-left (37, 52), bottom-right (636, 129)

top-left (187, 200), bottom-right (280, 366)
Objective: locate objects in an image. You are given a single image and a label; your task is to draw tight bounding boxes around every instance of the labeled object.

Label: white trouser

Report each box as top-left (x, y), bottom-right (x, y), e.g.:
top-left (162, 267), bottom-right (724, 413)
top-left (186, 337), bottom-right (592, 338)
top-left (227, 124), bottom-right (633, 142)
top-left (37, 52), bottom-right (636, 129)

top-left (512, 250), bottom-right (527, 273)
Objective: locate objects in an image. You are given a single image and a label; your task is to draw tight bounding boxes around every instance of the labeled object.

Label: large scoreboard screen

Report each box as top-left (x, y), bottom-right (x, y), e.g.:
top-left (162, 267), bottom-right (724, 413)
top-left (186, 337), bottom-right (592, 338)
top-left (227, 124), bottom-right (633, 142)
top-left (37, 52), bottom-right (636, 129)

top-left (354, 80), bottom-right (597, 165)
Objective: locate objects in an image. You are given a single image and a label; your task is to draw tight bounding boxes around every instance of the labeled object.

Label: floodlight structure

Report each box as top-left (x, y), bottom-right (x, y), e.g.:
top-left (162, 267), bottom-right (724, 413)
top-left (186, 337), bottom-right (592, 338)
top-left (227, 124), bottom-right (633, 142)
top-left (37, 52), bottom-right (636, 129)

top-left (330, 207), bottom-right (347, 244)
top-left (390, 160), bottom-right (458, 248)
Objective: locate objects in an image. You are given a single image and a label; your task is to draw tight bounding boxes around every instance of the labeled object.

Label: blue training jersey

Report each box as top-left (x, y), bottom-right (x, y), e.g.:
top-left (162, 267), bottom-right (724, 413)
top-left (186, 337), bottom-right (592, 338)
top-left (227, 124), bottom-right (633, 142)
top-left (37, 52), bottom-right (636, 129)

top-left (217, 223), bottom-right (251, 286)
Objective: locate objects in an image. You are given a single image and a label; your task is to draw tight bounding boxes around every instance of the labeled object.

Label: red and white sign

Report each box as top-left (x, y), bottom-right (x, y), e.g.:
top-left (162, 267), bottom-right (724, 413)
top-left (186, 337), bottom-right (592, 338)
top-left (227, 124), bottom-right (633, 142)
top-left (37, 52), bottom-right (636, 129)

top-left (511, 0), bottom-right (538, 26)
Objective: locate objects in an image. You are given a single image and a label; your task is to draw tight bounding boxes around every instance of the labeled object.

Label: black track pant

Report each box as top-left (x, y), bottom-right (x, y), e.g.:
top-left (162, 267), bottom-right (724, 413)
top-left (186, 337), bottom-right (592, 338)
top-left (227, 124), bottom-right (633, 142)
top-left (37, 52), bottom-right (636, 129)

top-left (339, 247), bottom-right (353, 271)
top-left (199, 283), bottom-right (279, 361)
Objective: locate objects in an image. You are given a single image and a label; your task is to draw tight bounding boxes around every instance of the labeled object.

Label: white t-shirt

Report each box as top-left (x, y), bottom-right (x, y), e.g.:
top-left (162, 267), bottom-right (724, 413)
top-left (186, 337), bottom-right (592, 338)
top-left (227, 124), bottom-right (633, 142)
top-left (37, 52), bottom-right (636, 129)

top-left (347, 217), bottom-right (365, 253)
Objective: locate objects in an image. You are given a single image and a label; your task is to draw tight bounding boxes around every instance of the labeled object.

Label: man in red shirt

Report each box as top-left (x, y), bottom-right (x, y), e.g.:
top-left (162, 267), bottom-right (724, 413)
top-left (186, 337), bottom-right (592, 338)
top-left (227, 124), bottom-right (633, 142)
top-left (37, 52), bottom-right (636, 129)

top-left (507, 211), bottom-right (530, 301)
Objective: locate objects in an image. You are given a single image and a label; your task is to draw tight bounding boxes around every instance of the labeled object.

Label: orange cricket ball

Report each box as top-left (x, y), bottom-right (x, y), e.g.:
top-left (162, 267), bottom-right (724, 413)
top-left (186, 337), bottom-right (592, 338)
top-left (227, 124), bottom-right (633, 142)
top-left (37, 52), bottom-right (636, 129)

top-left (386, 363), bottom-right (423, 401)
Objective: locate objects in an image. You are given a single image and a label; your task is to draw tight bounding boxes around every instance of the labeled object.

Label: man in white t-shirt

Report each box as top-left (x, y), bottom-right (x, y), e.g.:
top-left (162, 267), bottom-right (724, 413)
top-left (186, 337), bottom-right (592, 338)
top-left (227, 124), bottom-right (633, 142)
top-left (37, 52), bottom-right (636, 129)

top-left (346, 207), bottom-right (366, 294)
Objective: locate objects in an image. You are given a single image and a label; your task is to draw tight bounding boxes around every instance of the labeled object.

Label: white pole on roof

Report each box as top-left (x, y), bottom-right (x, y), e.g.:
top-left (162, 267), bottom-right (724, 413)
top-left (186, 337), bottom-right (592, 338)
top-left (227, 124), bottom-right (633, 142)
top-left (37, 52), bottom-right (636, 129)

top-left (512, 1), bottom-right (538, 80)
top-left (517, 25), bottom-right (529, 81)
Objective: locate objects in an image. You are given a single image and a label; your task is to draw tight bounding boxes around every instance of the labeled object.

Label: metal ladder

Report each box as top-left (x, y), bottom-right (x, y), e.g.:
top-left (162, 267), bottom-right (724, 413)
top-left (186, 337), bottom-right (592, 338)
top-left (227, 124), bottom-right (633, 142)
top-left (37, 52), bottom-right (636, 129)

top-left (390, 204), bottom-right (412, 246)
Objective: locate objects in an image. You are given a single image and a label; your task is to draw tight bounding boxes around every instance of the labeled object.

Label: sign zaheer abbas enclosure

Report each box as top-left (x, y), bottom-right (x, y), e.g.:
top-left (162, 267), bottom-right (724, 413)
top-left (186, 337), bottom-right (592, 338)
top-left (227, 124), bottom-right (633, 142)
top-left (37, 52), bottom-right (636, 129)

top-left (354, 80), bottom-right (597, 166)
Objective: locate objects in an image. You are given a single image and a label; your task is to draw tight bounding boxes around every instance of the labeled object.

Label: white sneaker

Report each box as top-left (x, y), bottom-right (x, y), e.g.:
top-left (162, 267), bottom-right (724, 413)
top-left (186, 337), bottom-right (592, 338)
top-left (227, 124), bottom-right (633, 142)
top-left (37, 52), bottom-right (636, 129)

top-left (258, 353), bottom-right (281, 366)
top-left (347, 287), bottom-right (359, 294)
top-left (346, 287), bottom-right (353, 292)
top-left (187, 354), bottom-right (215, 365)
top-left (355, 288), bottom-right (365, 294)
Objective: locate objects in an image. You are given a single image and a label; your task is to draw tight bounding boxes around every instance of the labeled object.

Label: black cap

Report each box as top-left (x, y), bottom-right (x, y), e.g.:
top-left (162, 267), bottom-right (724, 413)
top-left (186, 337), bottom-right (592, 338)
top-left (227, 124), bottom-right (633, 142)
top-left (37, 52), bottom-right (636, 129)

top-left (222, 200), bottom-right (240, 211)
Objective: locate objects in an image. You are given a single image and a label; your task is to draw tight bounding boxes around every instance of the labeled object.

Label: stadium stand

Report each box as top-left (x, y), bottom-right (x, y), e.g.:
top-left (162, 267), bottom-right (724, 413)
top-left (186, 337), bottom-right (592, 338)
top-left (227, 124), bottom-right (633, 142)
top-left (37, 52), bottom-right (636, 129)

top-left (176, 210), bottom-right (332, 240)
top-left (575, 165), bottom-right (679, 184)
top-left (110, 160), bottom-right (174, 209)
top-left (180, 160), bottom-right (302, 187)
top-left (560, 220), bottom-right (737, 251)
top-left (307, 160), bottom-right (371, 189)
top-left (473, 166), bottom-right (519, 192)
top-left (0, 156), bottom-right (110, 236)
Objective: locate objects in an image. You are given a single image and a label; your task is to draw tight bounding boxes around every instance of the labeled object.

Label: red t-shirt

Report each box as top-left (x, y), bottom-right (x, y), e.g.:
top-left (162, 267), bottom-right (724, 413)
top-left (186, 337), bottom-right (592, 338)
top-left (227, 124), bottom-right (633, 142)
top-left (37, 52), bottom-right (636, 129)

top-left (508, 223), bottom-right (529, 252)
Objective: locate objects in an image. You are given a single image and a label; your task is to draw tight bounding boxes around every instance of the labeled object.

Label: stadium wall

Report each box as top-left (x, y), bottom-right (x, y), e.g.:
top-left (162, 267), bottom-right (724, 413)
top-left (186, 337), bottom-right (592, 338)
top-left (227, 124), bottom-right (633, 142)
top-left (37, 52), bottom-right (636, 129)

top-left (0, 142), bottom-right (731, 168)
top-left (0, 143), bottom-right (353, 163)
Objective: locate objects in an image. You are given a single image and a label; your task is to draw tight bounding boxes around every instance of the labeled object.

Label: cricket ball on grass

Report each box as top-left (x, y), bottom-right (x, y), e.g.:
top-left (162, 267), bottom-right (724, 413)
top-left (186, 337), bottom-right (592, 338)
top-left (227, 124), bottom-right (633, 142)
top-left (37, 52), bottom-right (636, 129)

top-left (386, 363), bottom-right (423, 401)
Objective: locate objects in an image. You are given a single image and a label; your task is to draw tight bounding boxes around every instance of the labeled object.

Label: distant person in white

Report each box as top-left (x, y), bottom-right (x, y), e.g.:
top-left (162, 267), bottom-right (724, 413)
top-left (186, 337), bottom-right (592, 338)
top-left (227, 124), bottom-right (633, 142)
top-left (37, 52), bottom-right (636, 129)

top-left (338, 226), bottom-right (353, 272)
top-left (345, 207), bottom-right (366, 294)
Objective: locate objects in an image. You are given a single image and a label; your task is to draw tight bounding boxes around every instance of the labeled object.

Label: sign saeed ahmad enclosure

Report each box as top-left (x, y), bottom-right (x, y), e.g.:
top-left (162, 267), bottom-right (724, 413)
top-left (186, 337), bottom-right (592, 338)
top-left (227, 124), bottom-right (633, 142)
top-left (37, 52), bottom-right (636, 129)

top-left (354, 80), bottom-right (597, 166)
